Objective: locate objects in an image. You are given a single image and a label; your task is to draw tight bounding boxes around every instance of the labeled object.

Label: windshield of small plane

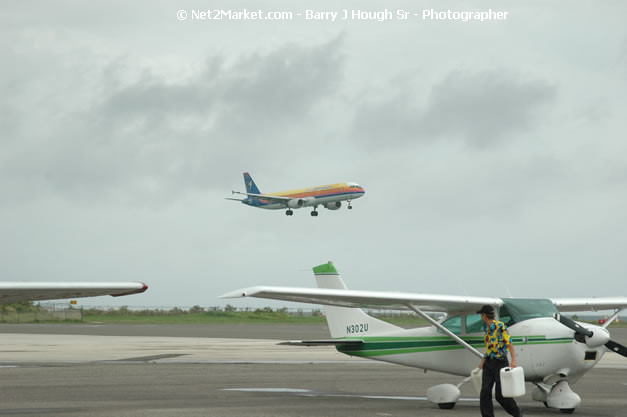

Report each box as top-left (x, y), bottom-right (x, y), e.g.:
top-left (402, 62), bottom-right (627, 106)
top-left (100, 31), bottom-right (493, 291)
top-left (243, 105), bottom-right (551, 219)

top-left (499, 298), bottom-right (559, 326)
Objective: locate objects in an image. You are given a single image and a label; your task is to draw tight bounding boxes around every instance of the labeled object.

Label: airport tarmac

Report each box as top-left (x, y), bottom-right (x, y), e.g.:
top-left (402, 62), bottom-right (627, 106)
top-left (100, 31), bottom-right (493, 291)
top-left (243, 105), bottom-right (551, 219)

top-left (0, 324), bottom-right (626, 417)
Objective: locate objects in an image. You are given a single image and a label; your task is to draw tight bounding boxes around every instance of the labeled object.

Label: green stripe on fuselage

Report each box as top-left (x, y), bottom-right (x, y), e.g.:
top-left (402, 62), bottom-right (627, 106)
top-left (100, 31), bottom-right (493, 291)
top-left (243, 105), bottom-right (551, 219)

top-left (335, 336), bottom-right (573, 357)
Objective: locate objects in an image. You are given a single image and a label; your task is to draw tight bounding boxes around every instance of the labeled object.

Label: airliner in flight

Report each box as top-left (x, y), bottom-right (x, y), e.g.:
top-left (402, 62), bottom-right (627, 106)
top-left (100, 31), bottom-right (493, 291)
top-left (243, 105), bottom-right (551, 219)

top-left (227, 173), bottom-right (365, 216)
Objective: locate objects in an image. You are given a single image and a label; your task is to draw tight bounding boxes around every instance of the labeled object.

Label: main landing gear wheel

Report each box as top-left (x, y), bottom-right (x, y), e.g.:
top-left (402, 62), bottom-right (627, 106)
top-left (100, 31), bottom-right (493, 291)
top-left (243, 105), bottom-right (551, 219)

top-left (310, 210), bottom-right (318, 217)
top-left (285, 209), bottom-right (293, 216)
top-left (437, 403), bottom-right (456, 410)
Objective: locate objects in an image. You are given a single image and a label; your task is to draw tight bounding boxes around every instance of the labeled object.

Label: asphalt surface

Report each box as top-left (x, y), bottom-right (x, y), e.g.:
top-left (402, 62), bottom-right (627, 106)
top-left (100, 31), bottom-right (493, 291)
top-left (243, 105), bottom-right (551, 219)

top-left (2, 323), bottom-right (625, 344)
top-left (0, 322), bottom-right (332, 340)
top-left (0, 324), bottom-right (625, 417)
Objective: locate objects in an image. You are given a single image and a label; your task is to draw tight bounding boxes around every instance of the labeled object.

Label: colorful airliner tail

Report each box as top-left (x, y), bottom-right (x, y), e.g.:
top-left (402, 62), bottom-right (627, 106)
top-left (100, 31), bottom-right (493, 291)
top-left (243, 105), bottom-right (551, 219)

top-left (313, 262), bottom-right (401, 338)
top-left (243, 172), bottom-right (261, 194)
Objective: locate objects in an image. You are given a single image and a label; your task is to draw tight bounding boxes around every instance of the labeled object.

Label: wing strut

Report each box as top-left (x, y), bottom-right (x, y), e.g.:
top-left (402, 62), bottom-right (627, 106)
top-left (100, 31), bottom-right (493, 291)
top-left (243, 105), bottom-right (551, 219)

top-left (405, 303), bottom-right (484, 359)
top-left (601, 308), bottom-right (624, 329)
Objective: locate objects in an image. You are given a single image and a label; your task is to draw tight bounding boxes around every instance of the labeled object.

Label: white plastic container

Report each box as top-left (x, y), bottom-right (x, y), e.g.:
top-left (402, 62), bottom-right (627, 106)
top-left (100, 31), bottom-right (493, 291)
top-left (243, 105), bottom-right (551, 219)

top-left (470, 368), bottom-right (482, 395)
top-left (500, 366), bottom-right (525, 398)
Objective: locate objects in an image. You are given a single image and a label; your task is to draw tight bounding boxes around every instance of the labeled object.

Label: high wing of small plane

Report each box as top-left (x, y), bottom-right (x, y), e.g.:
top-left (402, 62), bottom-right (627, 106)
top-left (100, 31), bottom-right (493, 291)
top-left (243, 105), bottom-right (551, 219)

top-left (226, 172), bottom-right (365, 216)
top-left (221, 262), bottom-right (627, 413)
top-left (0, 282), bottom-right (148, 304)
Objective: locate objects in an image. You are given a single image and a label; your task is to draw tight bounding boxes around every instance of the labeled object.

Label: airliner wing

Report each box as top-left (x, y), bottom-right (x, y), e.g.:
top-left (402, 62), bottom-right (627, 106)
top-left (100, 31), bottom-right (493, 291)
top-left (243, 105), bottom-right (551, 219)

top-left (219, 286), bottom-right (502, 313)
top-left (550, 297), bottom-right (627, 312)
top-left (231, 191), bottom-right (291, 202)
top-left (0, 282), bottom-right (148, 304)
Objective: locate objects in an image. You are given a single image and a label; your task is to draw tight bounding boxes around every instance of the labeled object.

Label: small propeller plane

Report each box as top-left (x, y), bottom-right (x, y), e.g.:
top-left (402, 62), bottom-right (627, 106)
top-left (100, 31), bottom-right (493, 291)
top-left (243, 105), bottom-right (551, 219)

top-left (226, 172), bottom-right (365, 216)
top-left (220, 262), bottom-right (627, 414)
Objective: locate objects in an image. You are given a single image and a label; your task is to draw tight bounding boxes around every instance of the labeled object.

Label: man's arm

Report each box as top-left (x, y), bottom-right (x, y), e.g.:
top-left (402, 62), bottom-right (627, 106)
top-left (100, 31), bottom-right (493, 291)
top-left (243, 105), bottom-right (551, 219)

top-left (507, 342), bottom-right (517, 368)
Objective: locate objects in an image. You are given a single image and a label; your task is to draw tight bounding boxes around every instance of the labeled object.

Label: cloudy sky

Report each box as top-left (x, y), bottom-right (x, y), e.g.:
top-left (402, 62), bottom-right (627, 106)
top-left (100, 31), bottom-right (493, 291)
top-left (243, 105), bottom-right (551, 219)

top-left (1, 1), bottom-right (626, 309)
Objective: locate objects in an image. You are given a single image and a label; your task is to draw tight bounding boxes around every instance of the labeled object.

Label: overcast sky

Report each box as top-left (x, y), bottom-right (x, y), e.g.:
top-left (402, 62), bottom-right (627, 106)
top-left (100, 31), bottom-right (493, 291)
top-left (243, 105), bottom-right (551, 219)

top-left (1, 1), bottom-right (626, 309)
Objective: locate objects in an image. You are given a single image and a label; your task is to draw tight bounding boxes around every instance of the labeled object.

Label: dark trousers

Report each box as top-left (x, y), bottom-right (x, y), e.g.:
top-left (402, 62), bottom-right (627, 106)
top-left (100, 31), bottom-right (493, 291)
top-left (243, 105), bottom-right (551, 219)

top-left (480, 358), bottom-right (522, 417)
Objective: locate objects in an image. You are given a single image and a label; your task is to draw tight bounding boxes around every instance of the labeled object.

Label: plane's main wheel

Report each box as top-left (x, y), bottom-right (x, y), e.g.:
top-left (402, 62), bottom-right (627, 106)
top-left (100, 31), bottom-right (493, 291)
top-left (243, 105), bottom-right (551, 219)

top-left (310, 211), bottom-right (318, 217)
top-left (560, 409), bottom-right (575, 414)
top-left (286, 210), bottom-right (293, 216)
top-left (437, 403), bottom-right (456, 410)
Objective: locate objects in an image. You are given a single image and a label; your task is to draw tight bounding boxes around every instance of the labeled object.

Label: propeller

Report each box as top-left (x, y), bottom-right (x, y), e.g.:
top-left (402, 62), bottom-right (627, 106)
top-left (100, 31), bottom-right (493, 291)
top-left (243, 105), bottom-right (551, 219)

top-left (553, 313), bottom-right (627, 357)
top-left (553, 314), bottom-right (593, 337)
top-left (605, 340), bottom-right (627, 357)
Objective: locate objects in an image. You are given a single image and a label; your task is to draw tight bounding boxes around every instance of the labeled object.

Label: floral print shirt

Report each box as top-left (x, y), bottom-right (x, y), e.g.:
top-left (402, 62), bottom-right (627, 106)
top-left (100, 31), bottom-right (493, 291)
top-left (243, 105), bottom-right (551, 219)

top-left (484, 320), bottom-right (511, 359)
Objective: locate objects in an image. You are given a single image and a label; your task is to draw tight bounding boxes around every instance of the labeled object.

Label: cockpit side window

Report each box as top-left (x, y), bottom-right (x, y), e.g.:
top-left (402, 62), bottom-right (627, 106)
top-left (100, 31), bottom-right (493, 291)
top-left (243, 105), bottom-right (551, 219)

top-left (439, 316), bottom-right (462, 335)
top-left (465, 314), bottom-right (485, 333)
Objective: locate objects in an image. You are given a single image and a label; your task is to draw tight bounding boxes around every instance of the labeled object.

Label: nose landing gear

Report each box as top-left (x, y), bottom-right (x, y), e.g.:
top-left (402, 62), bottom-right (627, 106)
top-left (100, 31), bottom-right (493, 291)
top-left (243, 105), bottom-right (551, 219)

top-left (347, 200), bottom-right (353, 209)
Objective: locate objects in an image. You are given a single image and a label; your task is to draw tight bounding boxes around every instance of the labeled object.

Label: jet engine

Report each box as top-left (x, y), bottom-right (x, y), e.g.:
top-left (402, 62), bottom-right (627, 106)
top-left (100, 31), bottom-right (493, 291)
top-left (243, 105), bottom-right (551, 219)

top-left (287, 199), bottom-right (305, 209)
top-left (324, 201), bottom-right (341, 210)
top-left (287, 197), bottom-right (315, 208)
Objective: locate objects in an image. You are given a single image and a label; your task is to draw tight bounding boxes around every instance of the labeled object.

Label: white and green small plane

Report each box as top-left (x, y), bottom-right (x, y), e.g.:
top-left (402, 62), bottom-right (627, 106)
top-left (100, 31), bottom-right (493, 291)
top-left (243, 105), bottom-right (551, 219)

top-left (220, 262), bottom-right (627, 414)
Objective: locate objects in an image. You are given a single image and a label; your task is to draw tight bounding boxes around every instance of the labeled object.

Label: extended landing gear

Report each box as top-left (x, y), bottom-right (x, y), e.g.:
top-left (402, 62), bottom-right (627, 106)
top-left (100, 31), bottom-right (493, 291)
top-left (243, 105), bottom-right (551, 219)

top-left (285, 209), bottom-right (293, 216)
top-left (427, 384), bottom-right (460, 410)
top-left (532, 381), bottom-right (581, 414)
top-left (347, 200), bottom-right (353, 209)
top-left (310, 207), bottom-right (319, 217)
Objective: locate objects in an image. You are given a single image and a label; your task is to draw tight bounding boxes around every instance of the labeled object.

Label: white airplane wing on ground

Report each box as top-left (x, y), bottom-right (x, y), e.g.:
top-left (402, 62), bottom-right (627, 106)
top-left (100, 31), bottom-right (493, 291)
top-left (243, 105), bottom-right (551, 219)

top-left (219, 286), bottom-right (502, 314)
top-left (0, 282), bottom-right (148, 303)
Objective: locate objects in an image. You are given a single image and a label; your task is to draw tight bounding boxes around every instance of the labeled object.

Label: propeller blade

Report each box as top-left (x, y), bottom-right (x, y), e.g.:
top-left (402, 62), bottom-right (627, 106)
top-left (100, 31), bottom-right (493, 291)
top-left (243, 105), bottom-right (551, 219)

top-left (605, 340), bottom-right (627, 357)
top-left (553, 313), bottom-right (594, 337)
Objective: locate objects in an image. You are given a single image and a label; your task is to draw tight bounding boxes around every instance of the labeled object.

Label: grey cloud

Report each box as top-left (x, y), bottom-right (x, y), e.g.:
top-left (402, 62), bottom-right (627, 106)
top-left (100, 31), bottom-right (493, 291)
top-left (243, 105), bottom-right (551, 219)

top-left (1, 38), bottom-right (344, 205)
top-left (352, 70), bottom-right (557, 149)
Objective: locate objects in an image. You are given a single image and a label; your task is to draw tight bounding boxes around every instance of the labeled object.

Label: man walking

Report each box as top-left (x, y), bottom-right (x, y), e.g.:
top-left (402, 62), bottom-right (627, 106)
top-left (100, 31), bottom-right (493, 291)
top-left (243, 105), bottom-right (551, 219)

top-left (477, 304), bottom-right (522, 417)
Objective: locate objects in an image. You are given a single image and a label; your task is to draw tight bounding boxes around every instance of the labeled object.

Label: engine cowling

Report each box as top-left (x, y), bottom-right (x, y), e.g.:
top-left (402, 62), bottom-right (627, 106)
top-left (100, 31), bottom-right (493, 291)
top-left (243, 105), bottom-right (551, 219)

top-left (584, 327), bottom-right (611, 348)
top-left (324, 201), bottom-right (341, 210)
top-left (287, 197), bottom-right (315, 208)
top-left (287, 199), bottom-right (305, 208)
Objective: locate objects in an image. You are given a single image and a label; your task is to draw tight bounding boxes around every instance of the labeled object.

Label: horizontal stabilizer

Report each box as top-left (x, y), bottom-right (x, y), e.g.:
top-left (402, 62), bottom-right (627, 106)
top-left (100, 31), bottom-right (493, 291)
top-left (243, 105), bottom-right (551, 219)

top-left (278, 339), bottom-right (364, 346)
top-left (225, 197), bottom-right (245, 202)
